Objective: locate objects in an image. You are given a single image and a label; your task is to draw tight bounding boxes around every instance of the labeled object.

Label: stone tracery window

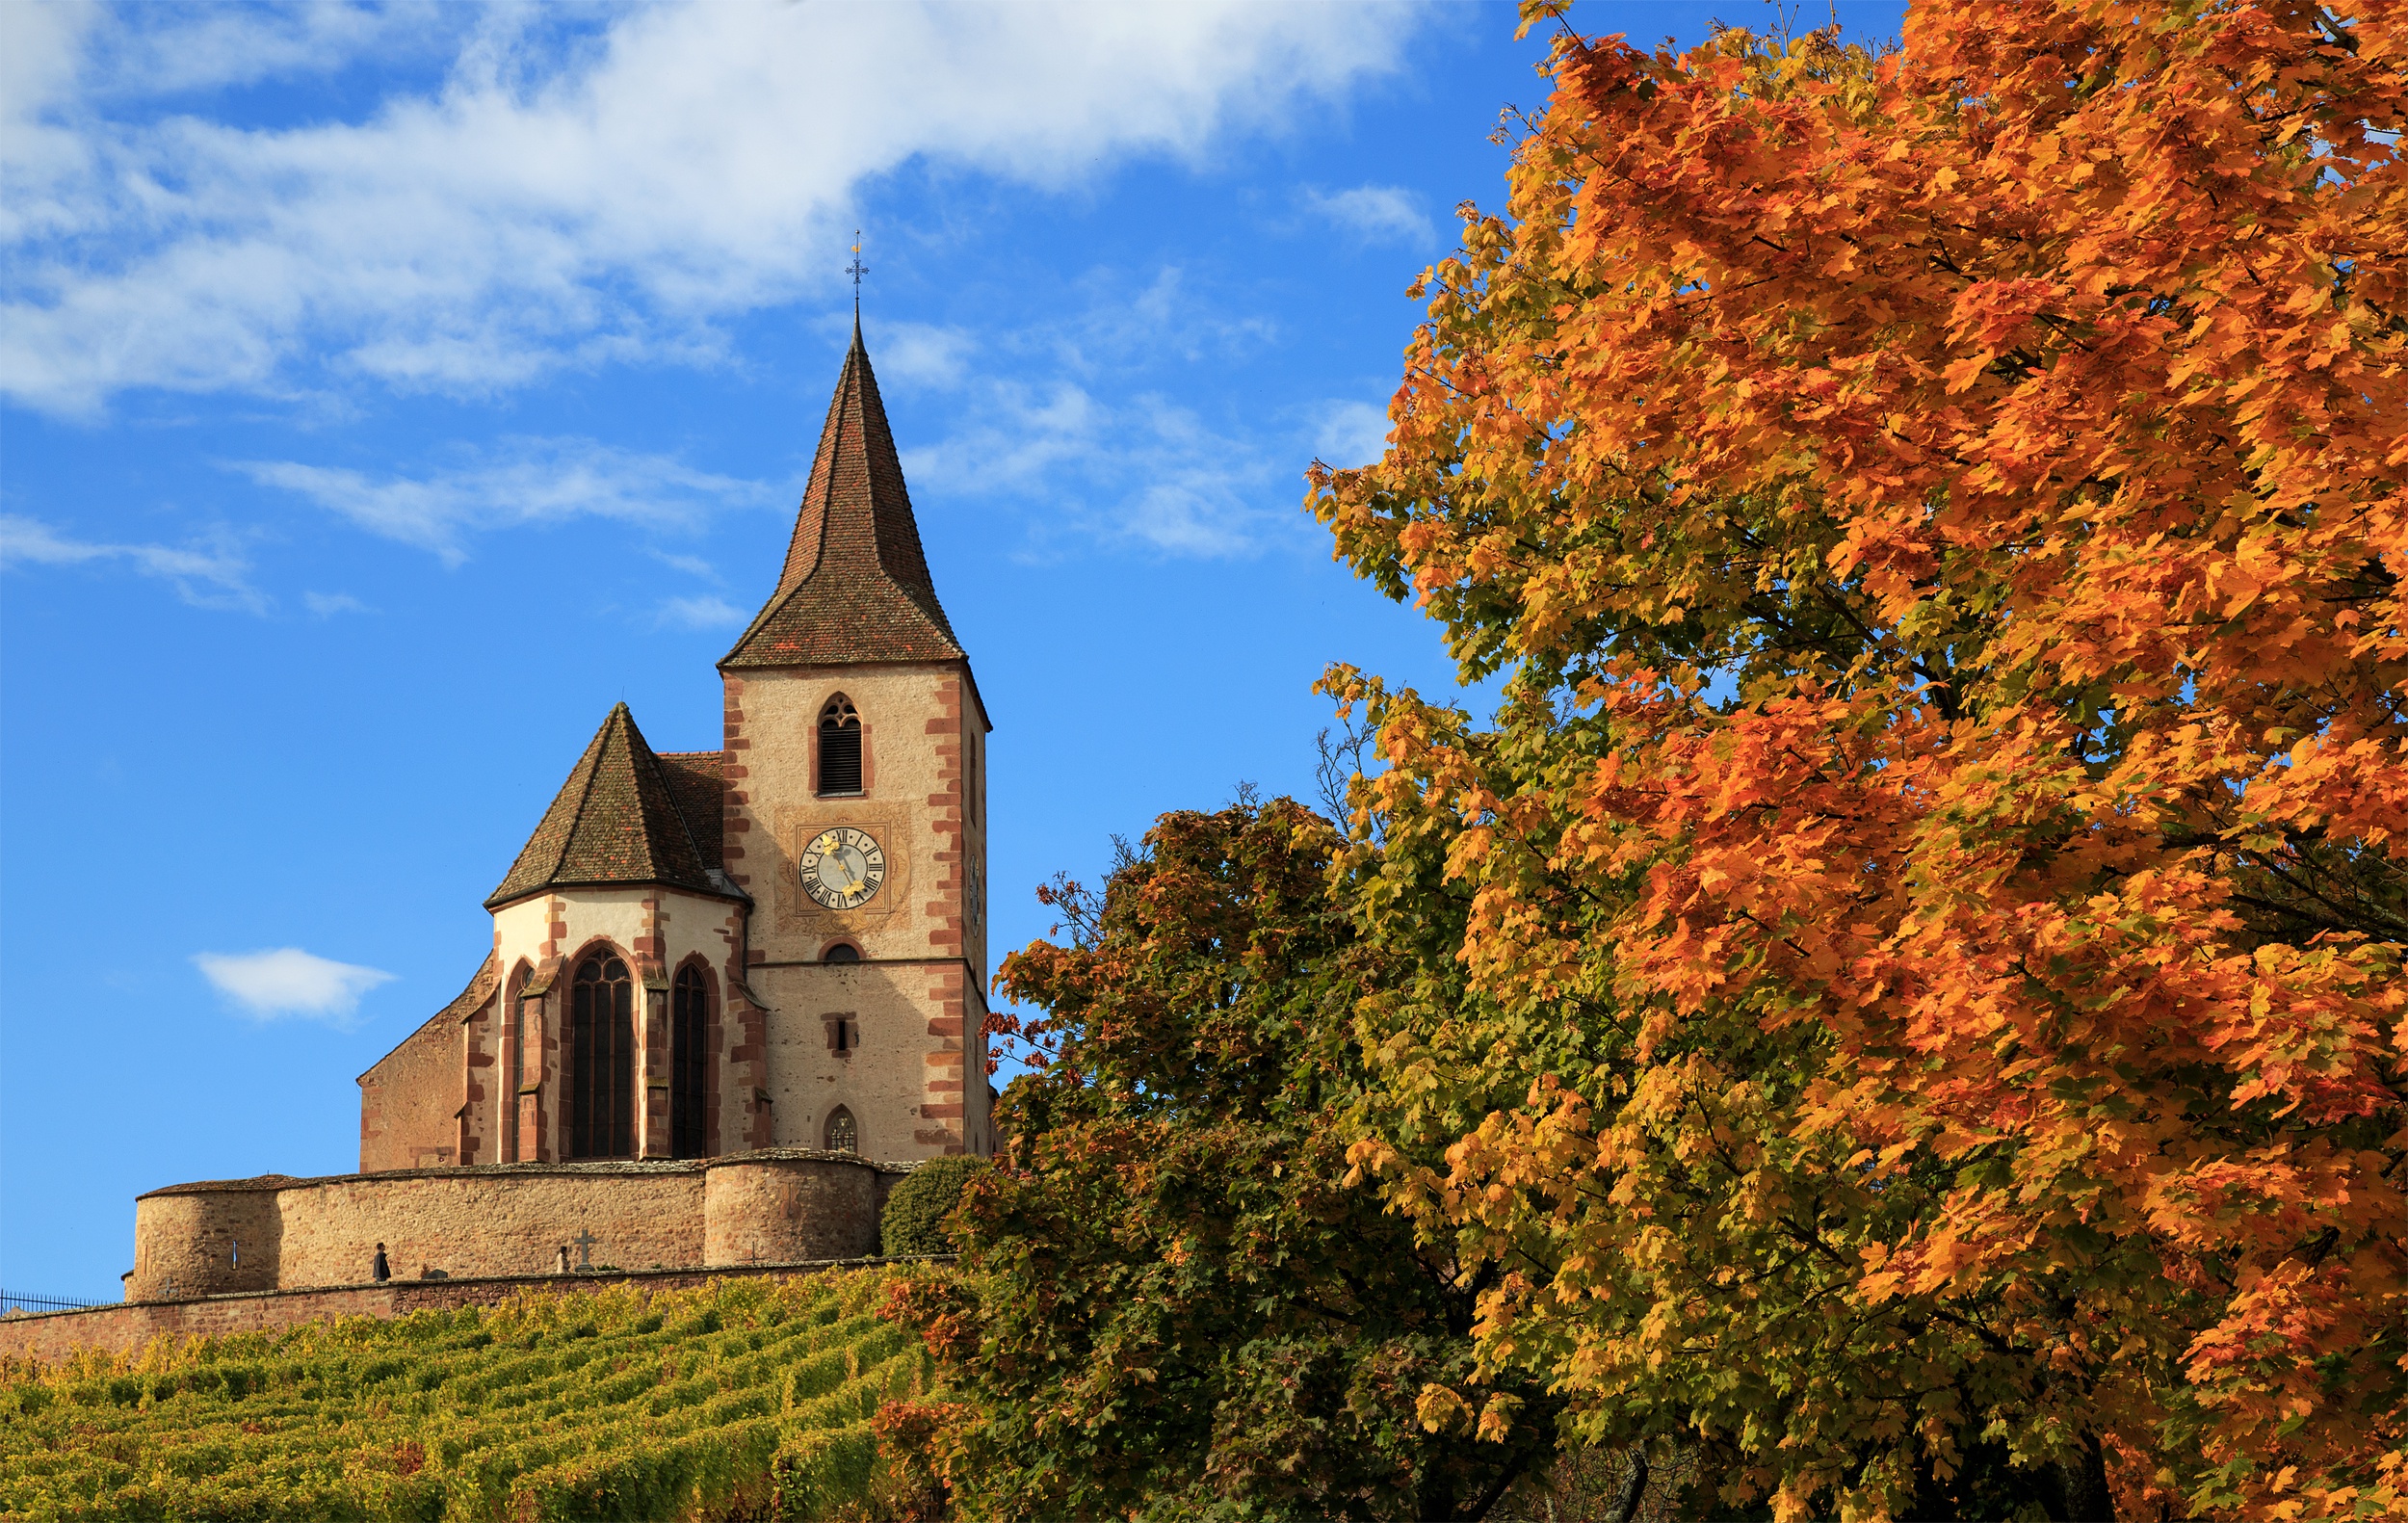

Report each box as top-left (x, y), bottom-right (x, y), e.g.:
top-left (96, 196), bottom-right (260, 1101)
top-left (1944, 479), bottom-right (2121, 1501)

top-left (818, 695), bottom-right (862, 797)
top-left (824, 1105), bottom-right (857, 1153)
top-left (670, 964), bottom-right (709, 1160)
top-left (568, 952), bottom-right (635, 1160)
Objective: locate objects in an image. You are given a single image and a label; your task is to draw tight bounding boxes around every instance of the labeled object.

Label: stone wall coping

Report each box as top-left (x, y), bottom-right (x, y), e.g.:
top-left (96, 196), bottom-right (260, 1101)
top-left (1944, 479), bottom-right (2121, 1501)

top-left (0, 1255), bottom-right (957, 1330)
top-left (137, 1147), bottom-right (922, 1200)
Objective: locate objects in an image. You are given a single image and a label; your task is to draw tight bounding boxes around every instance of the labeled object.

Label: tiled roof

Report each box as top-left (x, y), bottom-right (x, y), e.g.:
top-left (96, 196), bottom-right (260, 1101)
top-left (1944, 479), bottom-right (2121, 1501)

top-left (484, 705), bottom-right (732, 908)
top-left (654, 750), bottom-right (725, 868)
top-left (722, 318), bottom-right (965, 669)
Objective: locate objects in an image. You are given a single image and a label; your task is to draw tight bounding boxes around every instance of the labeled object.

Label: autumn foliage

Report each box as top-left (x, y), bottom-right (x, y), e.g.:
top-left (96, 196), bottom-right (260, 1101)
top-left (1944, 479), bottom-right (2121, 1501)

top-left (1311, 2), bottom-right (2408, 1517)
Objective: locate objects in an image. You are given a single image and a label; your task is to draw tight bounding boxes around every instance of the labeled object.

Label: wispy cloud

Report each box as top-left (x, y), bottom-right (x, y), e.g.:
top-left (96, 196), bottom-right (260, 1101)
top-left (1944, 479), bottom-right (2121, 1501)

top-left (657, 593), bottom-right (748, 630)
top-left (871, 322), bottom-right (979, 389)
top-left (4, 0), bottom-right (1423, 414)
top-left (302, 591), bottom-right (372, 617)
top-left (195, 947), bottom-right (396, 1025)
top-left (1303, 184), bottom-right (1434, 246)
top-left (906, 381), bottom-right (1279, 558)
top-left (1313, 400), bottom-right (1392, 468)
top-left (1052, 267), bottom-right (1277, 375)
top-left (648, 550), bottom-right (720, 580)
top-left (234, 439), bottom-right (779, 565)
top-left (0, 512), bottom-right (265, 612)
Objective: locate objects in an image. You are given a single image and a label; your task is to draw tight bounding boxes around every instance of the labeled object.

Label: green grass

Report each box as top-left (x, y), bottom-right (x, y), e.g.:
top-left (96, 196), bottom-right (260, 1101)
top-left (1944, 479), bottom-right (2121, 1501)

top-left (0, 1270), bottom-right (927, 1522)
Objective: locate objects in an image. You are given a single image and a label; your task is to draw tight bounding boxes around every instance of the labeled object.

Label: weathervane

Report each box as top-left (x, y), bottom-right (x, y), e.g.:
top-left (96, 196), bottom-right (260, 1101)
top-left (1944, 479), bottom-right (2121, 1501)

top-left (846, 231), bottom-right (868, 312)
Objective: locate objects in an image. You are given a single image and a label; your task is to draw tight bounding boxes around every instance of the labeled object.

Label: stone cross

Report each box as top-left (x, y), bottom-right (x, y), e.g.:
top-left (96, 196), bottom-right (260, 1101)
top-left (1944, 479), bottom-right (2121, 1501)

top-left (571, 1228), bottom-right (598, 1270)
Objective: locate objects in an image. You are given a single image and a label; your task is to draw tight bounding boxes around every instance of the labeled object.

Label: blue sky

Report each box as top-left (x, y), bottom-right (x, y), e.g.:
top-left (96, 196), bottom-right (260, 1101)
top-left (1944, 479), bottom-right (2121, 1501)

top-left (1, 0), bottom-right (1880, 1298)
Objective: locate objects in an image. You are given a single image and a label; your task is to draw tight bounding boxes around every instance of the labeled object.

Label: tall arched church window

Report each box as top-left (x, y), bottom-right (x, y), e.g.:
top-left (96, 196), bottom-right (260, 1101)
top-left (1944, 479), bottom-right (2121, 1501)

top-left (824, 1106), bottom-right (857, 1153)
top-left (818, 695), bottom-right (863, 796)
top-left (569, 953), bottom-right (635, 1159)
top-left (670, 965), bottom-right (709, 1159)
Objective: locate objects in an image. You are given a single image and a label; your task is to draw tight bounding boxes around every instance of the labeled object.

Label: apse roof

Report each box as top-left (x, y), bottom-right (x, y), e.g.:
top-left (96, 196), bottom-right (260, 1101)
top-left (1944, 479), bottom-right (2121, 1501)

top-left (721, 318), bottom-right (965, 669)
top-left (484, 704), bottom-right (733, 908)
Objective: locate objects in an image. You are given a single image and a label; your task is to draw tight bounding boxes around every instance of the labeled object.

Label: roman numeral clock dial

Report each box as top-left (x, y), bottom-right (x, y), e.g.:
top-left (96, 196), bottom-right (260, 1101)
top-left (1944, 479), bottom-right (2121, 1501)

top-left (799, 827), bottom-right (886, 911)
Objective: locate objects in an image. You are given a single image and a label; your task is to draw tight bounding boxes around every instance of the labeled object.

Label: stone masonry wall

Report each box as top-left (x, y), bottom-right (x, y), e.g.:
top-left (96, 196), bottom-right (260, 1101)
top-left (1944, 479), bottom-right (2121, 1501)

top-left (0, 1260), bottom-right (912, 1365)
top-left (358, 1004), bottom-right (466, 1173)
top-left (122, 1152), bottom-right (903, 1303)
top-left (273, 1169), bottom-right (706, 1286)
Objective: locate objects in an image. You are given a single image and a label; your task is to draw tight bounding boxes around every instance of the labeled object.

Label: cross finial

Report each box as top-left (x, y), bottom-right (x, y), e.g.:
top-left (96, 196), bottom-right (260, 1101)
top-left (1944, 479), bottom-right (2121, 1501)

top-left (846, 231), bottom-right (868, 312)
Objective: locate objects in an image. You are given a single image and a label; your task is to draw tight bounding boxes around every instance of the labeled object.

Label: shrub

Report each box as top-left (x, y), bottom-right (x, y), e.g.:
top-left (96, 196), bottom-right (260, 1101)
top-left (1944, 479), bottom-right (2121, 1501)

top-left (881, 1157), bottom-right (985, 1256)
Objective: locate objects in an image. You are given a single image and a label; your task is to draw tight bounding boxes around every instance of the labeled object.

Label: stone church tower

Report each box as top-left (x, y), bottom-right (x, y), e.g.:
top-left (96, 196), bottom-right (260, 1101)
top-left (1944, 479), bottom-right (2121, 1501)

top-left (358, 321), bottom-right (993, 1169)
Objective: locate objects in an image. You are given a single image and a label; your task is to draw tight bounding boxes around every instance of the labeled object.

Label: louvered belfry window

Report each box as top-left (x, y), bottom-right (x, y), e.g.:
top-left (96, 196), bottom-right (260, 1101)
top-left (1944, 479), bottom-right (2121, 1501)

top-left (569, 954), bottom-right (635, 1159)
top-left (818, 695), bottom-right (862, 796)
top-left (670, 964), bottom-right (709, 1159)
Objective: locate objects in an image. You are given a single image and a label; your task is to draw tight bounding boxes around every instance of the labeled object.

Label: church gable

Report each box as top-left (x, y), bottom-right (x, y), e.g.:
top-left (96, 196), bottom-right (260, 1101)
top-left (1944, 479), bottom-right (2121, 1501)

top-left (485, 703), bottom-right (728, 909)
top-left (357, 953), bottom-right (500, 1172)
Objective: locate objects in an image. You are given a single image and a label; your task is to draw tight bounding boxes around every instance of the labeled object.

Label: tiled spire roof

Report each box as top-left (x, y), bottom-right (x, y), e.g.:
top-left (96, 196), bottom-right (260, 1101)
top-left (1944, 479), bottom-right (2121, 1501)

top-left (484, 704), bottom-right (734, 908)
top-left (722, 318), bottom-right (964, 668)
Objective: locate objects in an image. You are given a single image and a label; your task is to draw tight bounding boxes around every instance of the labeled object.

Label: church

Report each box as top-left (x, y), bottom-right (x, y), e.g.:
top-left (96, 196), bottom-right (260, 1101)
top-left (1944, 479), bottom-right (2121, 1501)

top-left (118, 323), bottom-right (995, 1302)
top-left (357, 314), bottom-right (995, 1172)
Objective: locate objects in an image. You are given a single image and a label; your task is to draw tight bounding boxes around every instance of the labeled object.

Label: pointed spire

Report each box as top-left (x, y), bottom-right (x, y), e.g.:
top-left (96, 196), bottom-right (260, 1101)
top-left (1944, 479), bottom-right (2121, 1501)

top-left (721, 326), bottom-right (963, 669)
top-left (484, 703), bottom-right (731, 908)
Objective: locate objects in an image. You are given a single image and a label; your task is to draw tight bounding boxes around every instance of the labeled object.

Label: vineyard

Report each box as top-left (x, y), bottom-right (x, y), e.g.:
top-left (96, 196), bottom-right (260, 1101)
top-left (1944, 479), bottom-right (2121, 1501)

top-left (0, 1269), bottom-right (930, 1522)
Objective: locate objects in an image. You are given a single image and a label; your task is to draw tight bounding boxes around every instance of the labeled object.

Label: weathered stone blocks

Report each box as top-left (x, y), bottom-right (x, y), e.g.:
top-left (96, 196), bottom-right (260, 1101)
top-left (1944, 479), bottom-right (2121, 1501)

top-left (124, 1151), bottom-right (904, 1301)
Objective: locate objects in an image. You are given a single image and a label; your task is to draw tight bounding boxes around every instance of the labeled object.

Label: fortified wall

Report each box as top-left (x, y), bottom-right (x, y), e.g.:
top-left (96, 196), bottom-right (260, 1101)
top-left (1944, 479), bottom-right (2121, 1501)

top-left (123, 1149), bottom-right (909, 1300)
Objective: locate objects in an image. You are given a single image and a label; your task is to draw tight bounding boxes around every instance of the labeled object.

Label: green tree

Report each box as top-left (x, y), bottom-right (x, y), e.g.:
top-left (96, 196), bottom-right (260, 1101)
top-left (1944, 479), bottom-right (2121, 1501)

top-left (882, 1155), bottom-right (988, 1257)
top-left (895, 797), bottom-right (1557, 1521)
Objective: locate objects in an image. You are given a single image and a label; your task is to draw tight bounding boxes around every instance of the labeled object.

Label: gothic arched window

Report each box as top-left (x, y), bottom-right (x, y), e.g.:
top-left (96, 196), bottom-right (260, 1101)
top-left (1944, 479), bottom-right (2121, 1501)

top-left (568, 952), bottom-right (635, 1159)
top-left (824, 1106), bottom-right (857, 1153)
top-left (818, 695), bottom-right (862, 797)
top-left (670, 964), bottom-right (709, 1159)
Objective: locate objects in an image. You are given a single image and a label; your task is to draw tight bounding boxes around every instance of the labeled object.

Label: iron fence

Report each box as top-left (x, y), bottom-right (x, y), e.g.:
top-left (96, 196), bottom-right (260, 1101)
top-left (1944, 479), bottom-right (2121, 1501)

top-left (0, 1289), bottom-right (103, 1315)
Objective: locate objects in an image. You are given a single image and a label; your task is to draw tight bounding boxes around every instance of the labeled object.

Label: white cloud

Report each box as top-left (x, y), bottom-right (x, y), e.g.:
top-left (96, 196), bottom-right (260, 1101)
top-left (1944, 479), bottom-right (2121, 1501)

top-left (1313, 399), bottom-right (1392, 468)
top-left (648, 549), bottom-right (720, 581)
top-left (3, 0), bottom-right (1423, 413)
top-left (302, 590), bottom-right (371, 617)
top-left (658, 593), bottom-right (748, 630)
top-left (195, 947), bottom-right (396, 1024)
top-left (74, 2), bottom-right (454, 100)
top-left (1304, 184), bottom-right (1434, 246)
top-left (904, 381), bottom-right (1279, 558)
top-left (871, 322), bottom-right (979, 390)
top-left (0, 512), bottom-right (265, 611)
top-left (235, 438), bottom-right (779, 564)
top-left (1053, 267), bottom-right (1277, 376)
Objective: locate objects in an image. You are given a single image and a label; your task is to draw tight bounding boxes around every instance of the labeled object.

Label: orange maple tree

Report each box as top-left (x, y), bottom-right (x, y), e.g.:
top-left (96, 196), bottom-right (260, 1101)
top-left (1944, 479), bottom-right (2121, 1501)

top-left (1313, 2), bottom-right (2408, 1516)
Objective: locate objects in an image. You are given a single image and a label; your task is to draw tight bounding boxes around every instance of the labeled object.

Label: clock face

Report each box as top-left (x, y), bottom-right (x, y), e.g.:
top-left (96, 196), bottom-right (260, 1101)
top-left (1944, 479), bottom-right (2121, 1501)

top-left (799, 827), bottom-right (886, 911)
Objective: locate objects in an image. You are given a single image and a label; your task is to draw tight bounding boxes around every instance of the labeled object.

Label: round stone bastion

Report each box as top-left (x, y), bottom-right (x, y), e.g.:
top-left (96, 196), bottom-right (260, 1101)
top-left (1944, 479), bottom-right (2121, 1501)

top-left (125, 1150), bottom-right (908, 1300)
top-left (702, 1150), bottom-right (881, 1267)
